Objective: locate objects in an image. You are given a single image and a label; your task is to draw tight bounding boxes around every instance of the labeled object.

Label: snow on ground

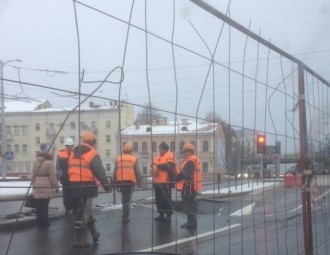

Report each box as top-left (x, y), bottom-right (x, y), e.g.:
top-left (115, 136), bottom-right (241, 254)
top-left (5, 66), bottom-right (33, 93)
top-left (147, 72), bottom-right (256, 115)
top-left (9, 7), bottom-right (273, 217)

top-left (0, 181), bottom-right (33, 199)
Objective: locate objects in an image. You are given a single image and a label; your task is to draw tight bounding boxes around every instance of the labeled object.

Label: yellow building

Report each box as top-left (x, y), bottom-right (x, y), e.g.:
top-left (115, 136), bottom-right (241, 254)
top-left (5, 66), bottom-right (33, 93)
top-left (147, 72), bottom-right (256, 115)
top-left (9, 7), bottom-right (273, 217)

top-left (1, 100), bottom-right (134, 176)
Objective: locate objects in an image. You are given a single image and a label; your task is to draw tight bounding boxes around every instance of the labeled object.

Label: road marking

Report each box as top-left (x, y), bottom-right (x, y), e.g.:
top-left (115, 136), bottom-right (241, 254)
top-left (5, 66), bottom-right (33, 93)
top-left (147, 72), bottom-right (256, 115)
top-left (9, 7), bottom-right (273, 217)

top-left (139, 223), bottom-right (241, 252)
top-left (230, 203), bottom-right (255, 216)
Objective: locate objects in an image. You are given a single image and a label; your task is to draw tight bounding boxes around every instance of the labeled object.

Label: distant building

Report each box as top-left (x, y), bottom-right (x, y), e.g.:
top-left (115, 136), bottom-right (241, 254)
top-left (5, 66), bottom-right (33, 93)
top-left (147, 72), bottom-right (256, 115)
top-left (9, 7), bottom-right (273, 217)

top-left (1, 99), bottom-right (134, 175)
top-left (121, 118), bottom-right (226, 177)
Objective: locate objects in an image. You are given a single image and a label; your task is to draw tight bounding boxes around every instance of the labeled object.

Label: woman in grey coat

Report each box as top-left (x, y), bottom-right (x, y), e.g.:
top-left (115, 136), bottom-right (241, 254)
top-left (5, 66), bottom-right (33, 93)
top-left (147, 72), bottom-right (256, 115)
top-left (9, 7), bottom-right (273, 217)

top-left (31, 143), bottom-right (59, 228)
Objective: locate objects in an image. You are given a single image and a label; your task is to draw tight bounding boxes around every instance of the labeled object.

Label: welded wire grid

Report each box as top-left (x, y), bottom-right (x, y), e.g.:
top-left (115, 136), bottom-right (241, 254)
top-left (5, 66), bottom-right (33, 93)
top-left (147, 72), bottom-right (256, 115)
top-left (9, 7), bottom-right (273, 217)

top-left (1, 0), bottom-right (330, 255)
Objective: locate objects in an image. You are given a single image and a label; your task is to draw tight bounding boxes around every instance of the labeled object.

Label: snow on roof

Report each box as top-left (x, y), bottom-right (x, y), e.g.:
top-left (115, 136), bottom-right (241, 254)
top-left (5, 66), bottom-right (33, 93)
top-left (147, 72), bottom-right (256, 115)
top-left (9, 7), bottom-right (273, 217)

top-left (4, 100), bottom-right (119, 113)
top-left (122, 120), bottom-right (218, 135)
top-left (4, 99), bottom-right (50, 113)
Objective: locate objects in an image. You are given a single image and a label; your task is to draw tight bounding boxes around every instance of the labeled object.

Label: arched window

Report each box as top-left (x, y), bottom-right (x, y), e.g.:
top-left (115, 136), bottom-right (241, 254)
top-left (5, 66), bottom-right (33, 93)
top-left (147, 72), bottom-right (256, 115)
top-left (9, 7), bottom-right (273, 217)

top-left (152, 142), bottom-right (157, 152)
top-left (133, 142), bottom-right (138, 152)
top-left (170, 141), bottom-right (175, 152)
top-left (203, 141), bottom-right (209, 151)
top-left (179, 141), bottom-right (185, 152)
top-left (142, 142), bottom-right (148, 152)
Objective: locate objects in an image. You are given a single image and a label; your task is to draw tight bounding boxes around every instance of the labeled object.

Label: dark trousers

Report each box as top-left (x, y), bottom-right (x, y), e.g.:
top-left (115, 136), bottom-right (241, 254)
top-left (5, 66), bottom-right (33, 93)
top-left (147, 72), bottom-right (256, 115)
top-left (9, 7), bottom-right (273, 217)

top-left (36, 198), bottom-right (50, 227)
top-left (62, 184), bottom-right (73, 211)
top-left (120, 182), bottom-right (134, 217)
top-left (154, 183), bottom-right (173, 215)
top-left (182, 191), bottom-right (197, 216)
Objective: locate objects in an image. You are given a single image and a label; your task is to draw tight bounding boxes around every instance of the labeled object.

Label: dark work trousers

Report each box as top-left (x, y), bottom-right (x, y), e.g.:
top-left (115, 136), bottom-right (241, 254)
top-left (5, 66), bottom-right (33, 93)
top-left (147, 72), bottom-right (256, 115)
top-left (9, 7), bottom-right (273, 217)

top-left (154, 183), bottom-right (173, 215)
top-left (36, 198), bottom-right (50, 227)
top-left (62, 182), bottom-right (73, 211)
top-left (72, 196), bottom-right (94, 226)
top-left (119, 182), bottom-right (134, 218)
top-left (182, 190), bottom-right (197, 216)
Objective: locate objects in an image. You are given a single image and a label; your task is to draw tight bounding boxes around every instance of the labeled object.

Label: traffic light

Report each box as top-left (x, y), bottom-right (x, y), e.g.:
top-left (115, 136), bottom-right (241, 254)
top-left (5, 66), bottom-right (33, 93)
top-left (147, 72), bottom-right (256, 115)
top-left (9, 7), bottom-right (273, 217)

top-left (257, 135), bottom-right (266, 154)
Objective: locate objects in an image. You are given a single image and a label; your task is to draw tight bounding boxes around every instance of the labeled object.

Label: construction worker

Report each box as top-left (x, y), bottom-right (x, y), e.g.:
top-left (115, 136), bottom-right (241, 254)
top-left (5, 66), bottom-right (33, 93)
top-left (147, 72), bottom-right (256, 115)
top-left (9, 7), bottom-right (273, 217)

top-left (113, 143), bottom-right (142, 223)
top-left (68, 131), bottom-right (111, 248)
top-left (56, 137), bottom-right (75, 213)
top-left (175, 143), bottom-right (202, 228)
top-left (151, 141), bottom-right (176, 223)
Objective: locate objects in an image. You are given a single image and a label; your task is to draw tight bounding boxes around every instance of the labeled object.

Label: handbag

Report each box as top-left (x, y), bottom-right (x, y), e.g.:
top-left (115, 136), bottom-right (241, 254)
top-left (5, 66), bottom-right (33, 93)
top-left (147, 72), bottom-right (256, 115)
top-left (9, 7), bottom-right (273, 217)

top-left (24, 195), bottom-right (37, 208)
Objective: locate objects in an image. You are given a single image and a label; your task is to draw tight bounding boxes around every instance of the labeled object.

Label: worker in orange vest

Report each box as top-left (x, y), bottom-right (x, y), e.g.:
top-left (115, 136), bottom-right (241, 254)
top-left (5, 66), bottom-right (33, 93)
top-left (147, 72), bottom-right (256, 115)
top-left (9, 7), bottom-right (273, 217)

top-left (151, 142), bottom-right (176, 223)
top-left (175, 143), bottom-right (202, 228)
top-left (68, 131), bottom-right (111, 248)
top-left (113, 143), bottom-right (142, 223)
top-left (56, 137), bottom-right (75, 213)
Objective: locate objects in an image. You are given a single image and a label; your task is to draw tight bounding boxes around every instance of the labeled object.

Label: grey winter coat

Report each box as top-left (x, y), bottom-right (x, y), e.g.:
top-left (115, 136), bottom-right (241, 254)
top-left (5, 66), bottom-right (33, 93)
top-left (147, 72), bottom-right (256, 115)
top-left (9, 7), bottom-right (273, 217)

top-left (31, 154), bottom-right (59, 199)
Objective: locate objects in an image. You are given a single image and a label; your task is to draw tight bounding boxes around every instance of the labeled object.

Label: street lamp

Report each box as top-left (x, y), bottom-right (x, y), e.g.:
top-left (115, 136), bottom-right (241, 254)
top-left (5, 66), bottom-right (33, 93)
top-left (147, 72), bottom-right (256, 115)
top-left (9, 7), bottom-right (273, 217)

top-left (1, 59), bottom-right (22, 180)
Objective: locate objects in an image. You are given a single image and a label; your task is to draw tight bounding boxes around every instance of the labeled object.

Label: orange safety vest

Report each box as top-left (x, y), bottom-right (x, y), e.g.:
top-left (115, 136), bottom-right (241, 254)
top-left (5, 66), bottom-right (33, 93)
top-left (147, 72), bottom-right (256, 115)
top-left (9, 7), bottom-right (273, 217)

top-left (152, 151), bottom-right (175, 184)
top-left (176, 155), bottom-right (202, 192)
top-left (57, 149), bottom-right (70, 159)
top-left (116, 154), bottom-right (137, 183)
top-left (68, 144), bottom-right (97, 182)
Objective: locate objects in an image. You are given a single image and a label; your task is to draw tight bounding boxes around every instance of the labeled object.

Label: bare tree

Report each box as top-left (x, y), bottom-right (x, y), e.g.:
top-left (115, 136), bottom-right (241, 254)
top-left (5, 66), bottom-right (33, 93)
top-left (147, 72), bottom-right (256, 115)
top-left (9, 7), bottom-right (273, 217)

top-left (136, 102), bottom-right (163, 125)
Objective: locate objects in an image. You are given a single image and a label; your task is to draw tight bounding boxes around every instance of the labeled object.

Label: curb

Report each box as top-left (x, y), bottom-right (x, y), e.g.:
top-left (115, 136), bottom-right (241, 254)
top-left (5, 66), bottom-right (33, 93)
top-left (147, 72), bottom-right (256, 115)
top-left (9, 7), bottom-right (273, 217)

top-left (0, 209), bottom-right (65, 232)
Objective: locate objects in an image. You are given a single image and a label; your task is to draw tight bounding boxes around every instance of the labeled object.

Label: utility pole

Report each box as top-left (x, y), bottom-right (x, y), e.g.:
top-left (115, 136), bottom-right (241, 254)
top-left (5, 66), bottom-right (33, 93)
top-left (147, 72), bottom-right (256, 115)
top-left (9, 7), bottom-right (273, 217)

top-left (0, 60), bottom-right (6, 180)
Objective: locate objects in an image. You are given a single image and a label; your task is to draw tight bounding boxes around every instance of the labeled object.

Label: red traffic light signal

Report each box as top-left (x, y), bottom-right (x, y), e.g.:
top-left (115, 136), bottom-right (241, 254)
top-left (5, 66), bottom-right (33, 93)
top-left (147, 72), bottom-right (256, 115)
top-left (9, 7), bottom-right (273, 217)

top-left (257, 135), bottom-right (266, 153)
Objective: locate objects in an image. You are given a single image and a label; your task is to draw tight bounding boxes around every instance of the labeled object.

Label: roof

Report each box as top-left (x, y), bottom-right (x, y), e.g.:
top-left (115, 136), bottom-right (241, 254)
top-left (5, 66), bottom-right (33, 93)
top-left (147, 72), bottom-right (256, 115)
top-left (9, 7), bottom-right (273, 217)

top-left (121, 120), bottom-right (219, 135)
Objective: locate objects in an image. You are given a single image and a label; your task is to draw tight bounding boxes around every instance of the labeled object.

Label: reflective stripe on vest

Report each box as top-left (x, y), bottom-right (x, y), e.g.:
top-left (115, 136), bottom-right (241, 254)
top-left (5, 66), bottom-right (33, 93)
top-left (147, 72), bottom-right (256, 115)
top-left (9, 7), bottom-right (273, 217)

top-left (116, 154), bottom-right (137, 183)
top-left (68, 144), bottom-right (97, 182)
top-left (176, 155), bottom-right (202, 192)
top-left (152, 151), bottom-right (175, 184)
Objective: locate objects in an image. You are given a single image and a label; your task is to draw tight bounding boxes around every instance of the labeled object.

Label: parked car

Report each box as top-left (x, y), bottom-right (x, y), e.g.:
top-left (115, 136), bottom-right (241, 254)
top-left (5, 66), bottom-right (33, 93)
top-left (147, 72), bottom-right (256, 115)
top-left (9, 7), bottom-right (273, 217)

top-left (311, 163), bottom-right (326, 175)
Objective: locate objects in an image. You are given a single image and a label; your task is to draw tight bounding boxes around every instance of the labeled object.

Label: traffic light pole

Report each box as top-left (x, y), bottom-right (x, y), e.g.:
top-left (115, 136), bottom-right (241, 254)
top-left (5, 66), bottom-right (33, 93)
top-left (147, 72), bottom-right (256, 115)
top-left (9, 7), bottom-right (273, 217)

top-left (298, 64), bottom-right (313, 255)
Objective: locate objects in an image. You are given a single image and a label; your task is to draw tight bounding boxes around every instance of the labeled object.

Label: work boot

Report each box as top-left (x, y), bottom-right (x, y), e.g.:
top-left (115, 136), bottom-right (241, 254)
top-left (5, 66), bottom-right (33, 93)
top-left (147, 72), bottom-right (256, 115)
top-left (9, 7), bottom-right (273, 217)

top-left (164, 213), bottom-right (172, 223)
top-left (87, 221), bottom-right (100, 242)
top-left (181, 215), bottom-right (197, 229)
top-left (154, 213), bottom-right (165, 222)
top-left (73, 227), bottom-right (90, 248)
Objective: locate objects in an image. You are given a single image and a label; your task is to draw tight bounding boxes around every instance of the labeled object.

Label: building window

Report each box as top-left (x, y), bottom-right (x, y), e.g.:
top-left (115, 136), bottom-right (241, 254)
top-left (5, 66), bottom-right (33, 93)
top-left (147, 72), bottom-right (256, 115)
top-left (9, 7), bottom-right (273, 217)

top-left (106, 135), bottom-right (111, 143)
top-left (35, 123), bottom-right (40, 131)
top-left (35, 137), bottom-right (40, 145)
top-left (106, 150), bottom-right (111, 158)
top-left (179, 141), bottom-right (185, 152)
top-left (105, 163), bottom-right (111, 172)
top-left (142, 142), bottom-right (147, 152)
top-left (23, 144), bottom-right (27, 154)
top-left (14, 144), bottom-right (19, 153)
top-left (106, 120), bottom-right (111, 129)
top-left (133, 142), bottom-right (138, 153)
top-left (152, 142), bottom-right (157, 152)
top-left (22, 126), bottom-right (28, 136)
top-left (6, 144), bottom-right (11, 152)
top-left (60, 137), bottom-right (64, 144)
top-left (14, 126), bottom-right (20, 136)
top-left (142, 162), bottom-right (148, 175)
top-left (203, 141), bottom-right (209, 152)
top-left (202, 162), bottom-right (208, 173)
top-left (6, 126), bottom-right (11, 135)
top-left (80, 122), bottom-right (88, 130)
top-left (70, 122), bottom-right (75, 130)
top-left (170, 141), bottom-right (175, 152)
top-left (91, 121), bottom-right (96, 129)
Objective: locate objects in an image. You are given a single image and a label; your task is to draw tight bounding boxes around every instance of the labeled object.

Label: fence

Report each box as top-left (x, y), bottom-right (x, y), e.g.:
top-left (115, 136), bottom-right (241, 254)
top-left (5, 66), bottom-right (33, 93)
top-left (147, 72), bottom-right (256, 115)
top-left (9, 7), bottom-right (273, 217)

top-left (1, 0), bottom-right (330, 254)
